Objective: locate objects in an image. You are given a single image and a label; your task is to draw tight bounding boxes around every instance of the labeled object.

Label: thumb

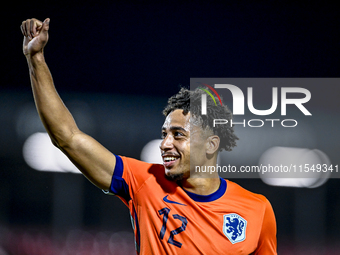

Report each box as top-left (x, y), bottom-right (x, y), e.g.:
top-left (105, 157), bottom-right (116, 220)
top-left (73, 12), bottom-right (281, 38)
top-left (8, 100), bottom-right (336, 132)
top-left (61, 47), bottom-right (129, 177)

top-left (40, 18), bottom-right (50, 35)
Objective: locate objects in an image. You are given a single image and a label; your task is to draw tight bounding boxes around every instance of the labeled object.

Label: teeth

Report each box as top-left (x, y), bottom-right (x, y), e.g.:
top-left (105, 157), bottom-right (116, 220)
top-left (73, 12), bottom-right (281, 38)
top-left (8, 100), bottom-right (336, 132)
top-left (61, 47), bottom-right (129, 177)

top-left (164, 157), bottom-right (177, 162)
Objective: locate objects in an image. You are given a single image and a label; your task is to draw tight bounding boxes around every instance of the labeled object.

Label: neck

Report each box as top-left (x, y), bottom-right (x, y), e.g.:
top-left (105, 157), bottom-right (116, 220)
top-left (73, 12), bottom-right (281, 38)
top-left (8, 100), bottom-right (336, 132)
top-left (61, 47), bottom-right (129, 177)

top-left (180, 174), bottom-right (221, 195)
top-left (180, 155), bottom-right (221, 195)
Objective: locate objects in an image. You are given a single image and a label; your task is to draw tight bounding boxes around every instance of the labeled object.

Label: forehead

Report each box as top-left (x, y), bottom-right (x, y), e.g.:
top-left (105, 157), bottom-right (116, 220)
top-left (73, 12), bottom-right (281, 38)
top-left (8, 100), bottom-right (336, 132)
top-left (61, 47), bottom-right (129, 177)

top-left (162, 109), bottom-right (190, 130)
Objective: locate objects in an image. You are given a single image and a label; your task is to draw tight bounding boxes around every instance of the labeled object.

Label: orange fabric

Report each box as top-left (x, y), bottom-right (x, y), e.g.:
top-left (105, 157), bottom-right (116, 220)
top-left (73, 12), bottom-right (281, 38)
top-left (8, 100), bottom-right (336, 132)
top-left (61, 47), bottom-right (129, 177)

top-left (110, 156), bottom-right (277, 255)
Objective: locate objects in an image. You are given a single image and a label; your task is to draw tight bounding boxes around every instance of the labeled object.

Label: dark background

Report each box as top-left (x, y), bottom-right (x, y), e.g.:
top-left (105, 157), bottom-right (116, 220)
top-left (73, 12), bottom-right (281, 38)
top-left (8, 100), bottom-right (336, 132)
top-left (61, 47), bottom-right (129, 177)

top-left (5, 1), bottom-right (340, 95)
top-left (1, 1), bottom-right (340, 254)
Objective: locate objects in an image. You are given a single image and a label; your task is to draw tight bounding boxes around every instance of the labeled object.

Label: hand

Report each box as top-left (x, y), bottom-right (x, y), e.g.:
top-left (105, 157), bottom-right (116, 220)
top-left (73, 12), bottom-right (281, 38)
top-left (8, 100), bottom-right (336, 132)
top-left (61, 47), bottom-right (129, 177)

top-left (21, 18), bottom-right (50, 57)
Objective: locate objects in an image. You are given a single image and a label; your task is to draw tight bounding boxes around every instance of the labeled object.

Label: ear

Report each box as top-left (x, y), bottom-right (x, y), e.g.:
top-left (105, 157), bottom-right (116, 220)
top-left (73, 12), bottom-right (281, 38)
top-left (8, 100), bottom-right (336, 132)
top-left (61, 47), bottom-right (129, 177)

top-left (205, 135), bottom-right (220, 155)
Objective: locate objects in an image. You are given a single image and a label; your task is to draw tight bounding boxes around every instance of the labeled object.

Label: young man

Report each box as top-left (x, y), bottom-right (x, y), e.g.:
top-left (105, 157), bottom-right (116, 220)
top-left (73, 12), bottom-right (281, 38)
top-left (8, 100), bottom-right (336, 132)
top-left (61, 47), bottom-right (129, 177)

top-left (21, 18), bottom-right (277, 254)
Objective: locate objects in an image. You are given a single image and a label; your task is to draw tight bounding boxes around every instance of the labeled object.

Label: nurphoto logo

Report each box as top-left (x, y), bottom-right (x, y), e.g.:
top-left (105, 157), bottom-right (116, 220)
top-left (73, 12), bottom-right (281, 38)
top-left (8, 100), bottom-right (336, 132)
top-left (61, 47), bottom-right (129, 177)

top-left (196, 80), bottom-right (312, 128)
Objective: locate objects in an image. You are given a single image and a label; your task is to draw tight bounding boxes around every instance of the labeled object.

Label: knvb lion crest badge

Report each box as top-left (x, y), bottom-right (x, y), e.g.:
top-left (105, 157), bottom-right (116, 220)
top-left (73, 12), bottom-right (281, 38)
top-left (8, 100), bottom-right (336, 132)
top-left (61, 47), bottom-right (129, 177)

top-left (223, 213), bottom-right (247, 244)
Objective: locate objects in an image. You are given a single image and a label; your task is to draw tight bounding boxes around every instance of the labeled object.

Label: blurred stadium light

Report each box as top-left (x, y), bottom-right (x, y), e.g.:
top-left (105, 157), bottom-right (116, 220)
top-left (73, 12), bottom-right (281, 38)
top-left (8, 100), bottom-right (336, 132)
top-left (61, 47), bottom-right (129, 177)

top-left (259, 146), bottom-right (331, 188)
top-left (140, 139), bottom-right (163, 164)
top-left (23, 132), bottom-right (80, 173)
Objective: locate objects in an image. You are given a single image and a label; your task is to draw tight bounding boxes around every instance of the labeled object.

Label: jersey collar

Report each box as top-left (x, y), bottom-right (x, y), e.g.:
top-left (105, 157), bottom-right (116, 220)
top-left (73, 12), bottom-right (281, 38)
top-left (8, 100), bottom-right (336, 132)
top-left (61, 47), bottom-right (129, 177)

top-left (182, 177), bottom-right (227, 202)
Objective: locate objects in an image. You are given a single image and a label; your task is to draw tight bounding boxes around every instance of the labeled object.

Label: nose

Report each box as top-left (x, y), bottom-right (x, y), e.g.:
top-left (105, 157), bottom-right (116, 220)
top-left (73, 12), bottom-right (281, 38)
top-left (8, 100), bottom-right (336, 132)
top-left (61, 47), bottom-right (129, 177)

top-left (160, 134), bottom-right (174, 151)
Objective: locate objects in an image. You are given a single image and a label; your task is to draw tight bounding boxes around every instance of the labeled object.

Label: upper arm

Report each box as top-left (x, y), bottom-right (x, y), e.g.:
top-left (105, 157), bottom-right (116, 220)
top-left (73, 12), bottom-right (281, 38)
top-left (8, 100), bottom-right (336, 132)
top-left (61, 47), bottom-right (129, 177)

top-left (58, 130), bottom-right (116, 190)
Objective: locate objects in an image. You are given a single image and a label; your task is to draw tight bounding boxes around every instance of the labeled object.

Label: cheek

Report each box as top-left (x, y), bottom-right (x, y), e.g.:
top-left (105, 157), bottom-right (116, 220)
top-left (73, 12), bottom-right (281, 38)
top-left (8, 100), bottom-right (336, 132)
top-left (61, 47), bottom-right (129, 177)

top-left (180, 141), bottom-right (191, 158)
top-left (189, 141), bottom-right (207, 164)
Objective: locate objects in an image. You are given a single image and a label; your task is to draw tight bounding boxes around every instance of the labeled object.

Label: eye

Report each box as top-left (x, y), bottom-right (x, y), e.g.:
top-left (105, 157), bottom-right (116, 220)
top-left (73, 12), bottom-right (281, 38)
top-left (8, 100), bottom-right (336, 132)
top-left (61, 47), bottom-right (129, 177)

top-left (174, 131), bottom-right (184, 137)
top-left (161, 131), bottom-right (167, 139)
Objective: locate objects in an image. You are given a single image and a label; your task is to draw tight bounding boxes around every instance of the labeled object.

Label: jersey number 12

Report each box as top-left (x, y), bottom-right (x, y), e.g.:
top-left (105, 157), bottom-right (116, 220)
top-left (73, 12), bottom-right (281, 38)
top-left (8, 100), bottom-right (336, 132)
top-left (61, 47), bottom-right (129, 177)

top-left (158, 207), bottom-right (188, 248)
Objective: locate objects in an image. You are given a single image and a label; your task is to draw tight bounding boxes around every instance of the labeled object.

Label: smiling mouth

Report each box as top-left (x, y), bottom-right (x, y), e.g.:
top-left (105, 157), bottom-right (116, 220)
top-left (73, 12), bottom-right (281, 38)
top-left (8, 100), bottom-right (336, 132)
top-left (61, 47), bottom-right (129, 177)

top-left (163, 156), bottom-right (179, 162)
top-left (162, 156), bottom-right (180, 168)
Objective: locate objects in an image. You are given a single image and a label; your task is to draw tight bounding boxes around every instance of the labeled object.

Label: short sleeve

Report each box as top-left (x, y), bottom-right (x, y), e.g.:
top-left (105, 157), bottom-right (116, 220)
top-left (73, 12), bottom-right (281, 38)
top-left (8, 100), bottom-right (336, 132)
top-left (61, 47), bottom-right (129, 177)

top-left (103, 155), bottom-right (163, 205)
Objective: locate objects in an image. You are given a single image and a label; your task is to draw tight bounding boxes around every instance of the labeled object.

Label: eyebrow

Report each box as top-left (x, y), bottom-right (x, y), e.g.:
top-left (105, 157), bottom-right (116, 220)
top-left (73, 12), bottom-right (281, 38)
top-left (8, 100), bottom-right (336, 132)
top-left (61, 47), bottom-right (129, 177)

top-left (162, 126), bottom-right (188, 132)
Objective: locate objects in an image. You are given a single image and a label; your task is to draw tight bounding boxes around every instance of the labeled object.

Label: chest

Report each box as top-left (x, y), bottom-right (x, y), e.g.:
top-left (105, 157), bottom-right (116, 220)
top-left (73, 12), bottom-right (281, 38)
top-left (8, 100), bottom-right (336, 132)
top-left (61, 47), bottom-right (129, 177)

top-left (132, 180), bottom-right (262, 254)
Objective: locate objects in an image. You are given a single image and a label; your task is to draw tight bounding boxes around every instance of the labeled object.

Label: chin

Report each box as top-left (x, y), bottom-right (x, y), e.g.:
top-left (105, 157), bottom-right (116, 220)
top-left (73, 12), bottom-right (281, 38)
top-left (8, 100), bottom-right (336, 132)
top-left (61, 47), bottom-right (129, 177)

top-left (165, 168), bottom-right (189, 181)
top-left (165, 172), bottom-right (184, 181)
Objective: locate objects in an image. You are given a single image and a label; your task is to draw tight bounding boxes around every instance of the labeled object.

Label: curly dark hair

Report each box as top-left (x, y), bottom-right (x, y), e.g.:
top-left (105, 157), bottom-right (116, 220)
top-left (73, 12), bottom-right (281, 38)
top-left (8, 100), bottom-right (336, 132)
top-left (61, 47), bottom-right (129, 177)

top-left (163, 87), bottom-right (238, 151)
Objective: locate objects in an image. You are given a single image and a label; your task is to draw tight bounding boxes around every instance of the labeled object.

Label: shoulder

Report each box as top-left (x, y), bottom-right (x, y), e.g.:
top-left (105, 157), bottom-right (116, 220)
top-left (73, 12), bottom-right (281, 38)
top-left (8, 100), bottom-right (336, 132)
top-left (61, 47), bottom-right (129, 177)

top-left (224, 179), bottom-right (274, 220)
top-left (225, 179), bottom-right (276, 229)
top-left (226, 179), bottom-right (268, 203)
top-left (110, 156), bottom-right (170, 199)
top-left (118, 155), bottom-right (168, 184)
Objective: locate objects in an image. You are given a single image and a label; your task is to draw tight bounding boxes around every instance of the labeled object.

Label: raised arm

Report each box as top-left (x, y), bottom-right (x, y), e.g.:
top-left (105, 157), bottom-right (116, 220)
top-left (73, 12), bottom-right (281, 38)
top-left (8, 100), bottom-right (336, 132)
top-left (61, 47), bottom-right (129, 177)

top-left (21, 18), bottom-right (115, 190)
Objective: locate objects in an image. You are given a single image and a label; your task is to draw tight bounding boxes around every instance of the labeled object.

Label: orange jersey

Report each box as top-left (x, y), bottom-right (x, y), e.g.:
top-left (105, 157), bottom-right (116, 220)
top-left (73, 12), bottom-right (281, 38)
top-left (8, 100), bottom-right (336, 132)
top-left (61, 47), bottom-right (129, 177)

top-left (107, 155), bottom-right (277, 255)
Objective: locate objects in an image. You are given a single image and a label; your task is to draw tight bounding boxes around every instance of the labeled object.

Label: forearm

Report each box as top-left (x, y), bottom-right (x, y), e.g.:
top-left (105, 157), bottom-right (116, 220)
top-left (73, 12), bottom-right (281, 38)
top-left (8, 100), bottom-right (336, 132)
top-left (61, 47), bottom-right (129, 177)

top-left (27, 53), bottom-right (79, 148)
